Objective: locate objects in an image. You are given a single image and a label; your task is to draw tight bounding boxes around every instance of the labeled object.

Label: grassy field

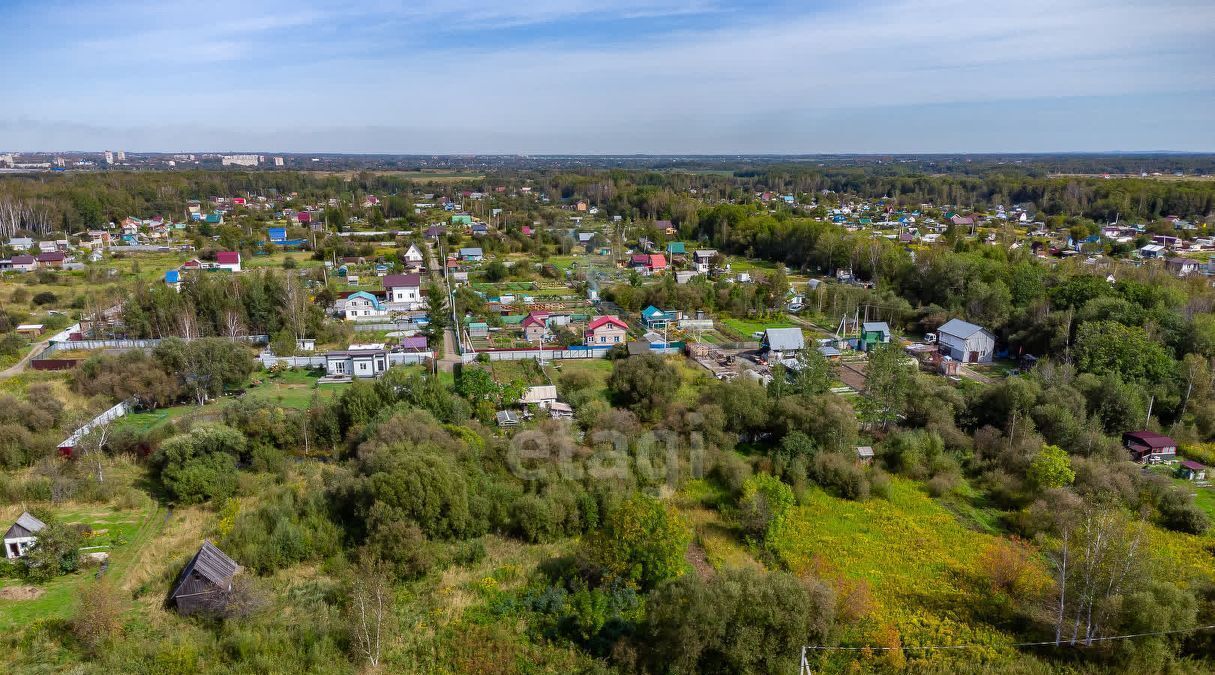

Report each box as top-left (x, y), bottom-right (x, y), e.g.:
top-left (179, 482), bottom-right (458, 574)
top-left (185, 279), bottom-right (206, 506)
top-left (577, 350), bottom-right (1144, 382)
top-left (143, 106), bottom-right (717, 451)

top-left (0, 486), bottom-right (161, 630)
top-left (774, 478), bottom-right (1019, 659)
top-left (719, 315), bottom-right (795, 339)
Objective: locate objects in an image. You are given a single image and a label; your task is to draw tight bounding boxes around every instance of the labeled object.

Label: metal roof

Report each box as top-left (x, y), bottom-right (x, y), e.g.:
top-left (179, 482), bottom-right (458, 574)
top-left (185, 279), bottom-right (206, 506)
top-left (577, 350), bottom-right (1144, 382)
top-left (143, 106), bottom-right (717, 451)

top-left (937, 318), bottom-right (987, 339)
top-left (862, 321), bottom-right (890, 333)
top-left (763, 327), bottom-right (805, 351)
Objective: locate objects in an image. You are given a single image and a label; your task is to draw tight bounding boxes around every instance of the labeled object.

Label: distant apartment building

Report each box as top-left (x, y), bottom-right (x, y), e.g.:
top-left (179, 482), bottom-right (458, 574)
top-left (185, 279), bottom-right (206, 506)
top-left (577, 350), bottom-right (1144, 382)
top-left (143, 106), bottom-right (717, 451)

top-left (117, 150), bottom-right (126, 161)
top-left (104, 151), bottom-right (113, 164)
top-left (273, 157), bottom-right (284, 167)
top-left (222, 154), bottom-right (260, 167)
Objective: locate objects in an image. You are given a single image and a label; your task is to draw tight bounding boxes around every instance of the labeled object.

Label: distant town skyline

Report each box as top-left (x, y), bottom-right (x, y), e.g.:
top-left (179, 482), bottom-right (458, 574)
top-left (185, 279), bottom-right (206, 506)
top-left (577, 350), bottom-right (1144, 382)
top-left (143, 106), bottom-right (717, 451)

top-left (2, 0), bottom-right (1213, 154)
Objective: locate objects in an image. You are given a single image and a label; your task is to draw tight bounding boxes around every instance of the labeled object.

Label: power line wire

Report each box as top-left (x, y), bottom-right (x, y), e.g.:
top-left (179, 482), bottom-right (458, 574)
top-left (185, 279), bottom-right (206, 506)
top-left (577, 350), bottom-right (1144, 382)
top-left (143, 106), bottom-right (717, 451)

top-left (802, 623), bottom-right (1215, 653)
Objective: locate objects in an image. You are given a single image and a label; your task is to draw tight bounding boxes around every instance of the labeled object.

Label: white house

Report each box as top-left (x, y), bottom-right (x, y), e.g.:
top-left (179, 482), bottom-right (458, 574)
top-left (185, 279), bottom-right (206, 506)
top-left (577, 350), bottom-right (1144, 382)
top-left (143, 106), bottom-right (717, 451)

top-left (343, 291), bottom-right (388, 319)
top-left (325, 344), bottom-right (388, 378)
top-left (382, 273), bottom-right (422, 309)
top-left (936, 318), bottom-right (996, 364)
top-left (519, 385), bottom-right (558, 409)
top-left (761, 327), bottom-right (805, 362)
top-left (4, 511), bottom-right (46, 559)
top-left (402, 244), bottom-right (425, 267)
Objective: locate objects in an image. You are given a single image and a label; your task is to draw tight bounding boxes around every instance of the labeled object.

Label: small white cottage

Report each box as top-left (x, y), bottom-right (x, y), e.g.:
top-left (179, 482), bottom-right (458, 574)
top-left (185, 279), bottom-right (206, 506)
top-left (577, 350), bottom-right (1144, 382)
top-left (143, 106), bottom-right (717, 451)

top-left (4, 511), bottom-right (46, 559)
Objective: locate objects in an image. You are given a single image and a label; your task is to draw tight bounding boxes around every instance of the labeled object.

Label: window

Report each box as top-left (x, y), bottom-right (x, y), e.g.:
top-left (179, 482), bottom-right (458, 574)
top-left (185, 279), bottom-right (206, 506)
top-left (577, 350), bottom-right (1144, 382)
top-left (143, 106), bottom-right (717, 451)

top-left (614, 336), bottom-right (620, 343)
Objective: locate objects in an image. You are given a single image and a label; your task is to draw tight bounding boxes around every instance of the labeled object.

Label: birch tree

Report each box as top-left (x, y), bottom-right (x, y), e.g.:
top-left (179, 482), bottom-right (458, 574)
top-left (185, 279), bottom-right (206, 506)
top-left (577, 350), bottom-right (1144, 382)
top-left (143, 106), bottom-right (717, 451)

top-left (346, 558), bottom-right (394, 668)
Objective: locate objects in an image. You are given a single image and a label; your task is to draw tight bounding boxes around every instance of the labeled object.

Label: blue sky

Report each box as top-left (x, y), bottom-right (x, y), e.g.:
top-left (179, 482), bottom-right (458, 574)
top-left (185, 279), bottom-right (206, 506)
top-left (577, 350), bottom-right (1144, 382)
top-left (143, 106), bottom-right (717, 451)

top-left (1, 0), bottom-right (1213, 153)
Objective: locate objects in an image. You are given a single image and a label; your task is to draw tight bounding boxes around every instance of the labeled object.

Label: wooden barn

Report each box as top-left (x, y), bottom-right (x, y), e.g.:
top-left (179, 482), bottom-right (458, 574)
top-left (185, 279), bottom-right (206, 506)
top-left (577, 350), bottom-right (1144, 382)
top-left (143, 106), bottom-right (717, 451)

top-left (170, 541), bottom-right (240, 615)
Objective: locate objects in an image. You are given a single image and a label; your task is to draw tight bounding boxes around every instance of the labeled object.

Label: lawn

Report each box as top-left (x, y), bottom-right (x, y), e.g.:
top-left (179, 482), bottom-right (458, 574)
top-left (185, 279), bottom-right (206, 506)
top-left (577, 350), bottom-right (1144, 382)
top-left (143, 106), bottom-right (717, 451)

top-left (719, 315), bottom-right (795, 340)
top-left (0, 496), bottom-right (161, 630)
top-left (246, 368), bottom-right (347, 408)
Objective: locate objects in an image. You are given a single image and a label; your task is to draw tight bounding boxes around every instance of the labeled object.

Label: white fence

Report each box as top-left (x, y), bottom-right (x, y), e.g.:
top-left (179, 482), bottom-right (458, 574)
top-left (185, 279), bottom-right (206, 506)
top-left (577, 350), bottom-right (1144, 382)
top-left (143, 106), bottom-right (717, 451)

top-left (48, 335), bottom-right (270, 352)
top-left (58, 400), bottom-right (131, 451)
top-left (463, 345), bottom-right (681, 363)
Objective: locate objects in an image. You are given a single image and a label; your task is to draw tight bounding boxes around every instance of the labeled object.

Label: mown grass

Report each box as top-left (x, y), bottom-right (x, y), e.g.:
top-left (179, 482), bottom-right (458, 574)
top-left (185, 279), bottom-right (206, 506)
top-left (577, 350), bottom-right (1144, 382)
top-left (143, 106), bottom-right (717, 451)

top-left (719, 315), bottom-right (795, 340)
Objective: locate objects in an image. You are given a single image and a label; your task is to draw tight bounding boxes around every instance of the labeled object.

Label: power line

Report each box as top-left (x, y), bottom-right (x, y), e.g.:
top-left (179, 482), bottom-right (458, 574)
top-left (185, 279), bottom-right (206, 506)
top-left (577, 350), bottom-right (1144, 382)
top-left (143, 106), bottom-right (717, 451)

top-left (801, 623), bottom-right (1215, 655)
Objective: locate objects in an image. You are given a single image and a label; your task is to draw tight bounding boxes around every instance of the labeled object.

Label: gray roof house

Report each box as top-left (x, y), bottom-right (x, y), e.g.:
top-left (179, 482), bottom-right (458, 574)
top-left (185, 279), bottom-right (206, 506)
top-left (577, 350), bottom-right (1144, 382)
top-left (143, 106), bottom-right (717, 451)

top-left (4, 511), bottom-right (47, 559)
top-left (170, 541), bottom-right (239, 615)
top-left (761, 327), bottom-right (805, 361)
top-left (936, 318), bottom-right (996, 364)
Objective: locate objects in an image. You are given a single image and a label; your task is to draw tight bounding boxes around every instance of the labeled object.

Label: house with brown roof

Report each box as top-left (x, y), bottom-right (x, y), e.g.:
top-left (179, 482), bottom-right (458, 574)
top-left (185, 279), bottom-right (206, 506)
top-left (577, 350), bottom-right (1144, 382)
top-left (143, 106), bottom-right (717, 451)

top-left (1122, 430), bottom-right (1177, 464)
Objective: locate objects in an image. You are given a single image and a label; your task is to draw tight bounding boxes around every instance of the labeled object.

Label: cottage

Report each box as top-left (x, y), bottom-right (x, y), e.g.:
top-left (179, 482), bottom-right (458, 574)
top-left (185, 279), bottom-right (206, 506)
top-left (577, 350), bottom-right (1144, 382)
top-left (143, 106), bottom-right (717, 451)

top-left (7, 237), bottom-right (33, 251)
top-left (585, 316), bottom-right (628, 346)
top-left (165, 269), bottom-right (181, 291)
top-left (402, 244), bottom-right (425, 266)
top-left (15, 324), bottom-right (44, 337)
top-left (4, 512), bottom-right (46, 559)
top-left (692, 249), bottom-right (717, 273)
top-left (855, 446), bottom-right (875, 465)
top-left (1178, 460), bottom-right (1207, 481)
top-left (641, 306), bottom-right (679, 330)
top-left (935, 318), bottom-right (995, 364)
top-left (382, 273), bottom-right (422, 309)
top-left (519, 385), bottom-right (558, 409)
top-left (267, 226), bottom-right (287, 243)
top-left (10, 254), bottom-right (37, 272)
top-left (860, 322), bottom-right (892, 351)
top-left (666, 241), bottom-right (686, 256)
top-left (325, 344), bottom-right (388, 378)
top-left (343, 291), bottom-right (387, 319)
top-left (1164, 257), bottom-right (1201, 277)
top-left (1122, 430), bottom-right (1177, 464)
top-left (459, 247), bottom-right (484, 262)
top-left (170, 541), bottom-right (239, 615)
top-left (761, 327), bottom-right (805, 362)
top-left (35, 251), bottom-right (65, 268)
top-left (520, 312), bottom-right (551, 343)
top-left (215, 251), bottom-right (241, 272)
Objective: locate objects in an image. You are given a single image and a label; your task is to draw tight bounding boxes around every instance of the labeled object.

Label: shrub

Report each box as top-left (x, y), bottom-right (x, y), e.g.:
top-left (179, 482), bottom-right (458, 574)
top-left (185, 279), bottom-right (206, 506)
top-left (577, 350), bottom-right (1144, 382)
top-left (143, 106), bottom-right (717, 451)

top-left (642, 568), bottom-right (835, 674)
top-left (581, 493), bottom-right (690, 590)
top-left (737, 473), bottom-right (795, 547)
top-left (809, 453), bottom-right (869, 500)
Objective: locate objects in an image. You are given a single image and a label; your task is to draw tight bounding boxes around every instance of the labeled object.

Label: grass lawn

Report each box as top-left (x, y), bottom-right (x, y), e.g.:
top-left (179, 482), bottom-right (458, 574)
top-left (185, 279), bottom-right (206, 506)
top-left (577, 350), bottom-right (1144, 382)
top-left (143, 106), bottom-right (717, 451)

top-left (0, 494), bottom-right (160, 630)
top-left (719, 315), bottom-right (795, 339)
top-left (247, 368), bottom-right (347, 408)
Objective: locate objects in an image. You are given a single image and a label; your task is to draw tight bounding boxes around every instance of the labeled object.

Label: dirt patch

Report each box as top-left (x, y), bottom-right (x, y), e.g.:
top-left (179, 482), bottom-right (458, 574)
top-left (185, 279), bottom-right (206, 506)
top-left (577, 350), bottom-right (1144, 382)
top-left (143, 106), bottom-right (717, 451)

top-left (686, 542), bottom-right (715, 580)
top-left (0, 585), bottom-right (46, 600)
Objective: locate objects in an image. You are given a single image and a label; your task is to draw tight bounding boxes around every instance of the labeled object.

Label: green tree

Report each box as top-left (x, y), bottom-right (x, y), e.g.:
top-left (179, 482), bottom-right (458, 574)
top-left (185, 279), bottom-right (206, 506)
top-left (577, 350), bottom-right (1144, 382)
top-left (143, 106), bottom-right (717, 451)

top-left (425, 282), bottom-right (449, 332)
top-left (1028, 444), bottom-right (1075, 490)
top-left (643, 568), bottom-right (835, 675)
top-left (1074, 321), bottom-right (1174, 384)
top-left (859, 344), bottom-right (912, 429)
top-left (738, 473), bottom-right (795, 547)
top-left (607, 354), bottom-right (678, 421)
top-left (582, 493), bottom-right (690, 590)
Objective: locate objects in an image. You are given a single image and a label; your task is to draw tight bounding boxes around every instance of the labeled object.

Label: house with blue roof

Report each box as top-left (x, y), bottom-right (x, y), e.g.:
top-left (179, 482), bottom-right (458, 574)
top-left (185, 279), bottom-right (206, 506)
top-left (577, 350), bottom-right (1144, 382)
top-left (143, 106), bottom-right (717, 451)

top-left (641, 305), bottom-right (679, 330)
top-left (267, 226), bottom-right (287, 243)
top-left (204, 212), bottom-right (223, 225)
top-left (666, 241), bottom-right (686, 256)
top-left (164, 269), bottom-right (181, 291)
top-left (343, 291), bottom-right (387, 320)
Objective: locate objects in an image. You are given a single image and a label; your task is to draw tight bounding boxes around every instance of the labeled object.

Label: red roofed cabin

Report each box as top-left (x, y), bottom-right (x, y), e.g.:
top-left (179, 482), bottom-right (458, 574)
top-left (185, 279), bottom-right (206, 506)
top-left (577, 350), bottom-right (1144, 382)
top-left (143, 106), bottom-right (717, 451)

top-left (585, 316), bottom-right (628, 346)
top-left (1122, 430), bottom-right (1177, 464)
top-left (215, 251), bottom-right (242, 272)
top-left (629, 253), bottom-right (667, 275)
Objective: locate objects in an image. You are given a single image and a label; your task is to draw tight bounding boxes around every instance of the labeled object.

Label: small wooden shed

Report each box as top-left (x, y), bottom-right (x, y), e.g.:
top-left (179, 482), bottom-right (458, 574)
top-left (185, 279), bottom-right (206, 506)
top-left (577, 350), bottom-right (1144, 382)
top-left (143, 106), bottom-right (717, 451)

top-left (170, 540), bottom-right (240, 615)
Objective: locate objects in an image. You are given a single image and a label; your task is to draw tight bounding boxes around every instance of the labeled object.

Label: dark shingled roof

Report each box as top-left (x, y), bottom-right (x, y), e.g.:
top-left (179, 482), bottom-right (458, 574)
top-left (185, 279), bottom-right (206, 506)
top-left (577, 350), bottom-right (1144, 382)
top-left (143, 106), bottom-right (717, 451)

top-left (172, 540), bottom-right (238, 596)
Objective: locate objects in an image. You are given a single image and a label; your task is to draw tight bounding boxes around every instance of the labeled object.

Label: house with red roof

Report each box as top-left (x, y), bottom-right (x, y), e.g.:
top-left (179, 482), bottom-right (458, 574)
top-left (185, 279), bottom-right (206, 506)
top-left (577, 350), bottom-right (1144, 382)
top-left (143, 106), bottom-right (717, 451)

top-left (215, 251), bottom-right (241, 272)
top-left (36, 251), bottom-right (66, 268)
top-left (1122, 430), bottom-right (1177, 464)
top-left (585, 316), bottom-right (628, 346)
top-left (520, 312), bottom-right (551, 342)
top-left (629, 253), bottom-right (667, 275)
